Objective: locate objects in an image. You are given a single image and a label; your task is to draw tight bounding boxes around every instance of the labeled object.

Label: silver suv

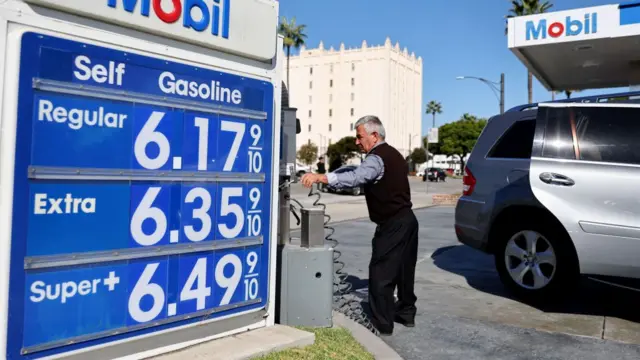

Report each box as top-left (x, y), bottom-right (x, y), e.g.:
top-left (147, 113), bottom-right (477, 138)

top-left (455, 93), bottom-right (640, 300)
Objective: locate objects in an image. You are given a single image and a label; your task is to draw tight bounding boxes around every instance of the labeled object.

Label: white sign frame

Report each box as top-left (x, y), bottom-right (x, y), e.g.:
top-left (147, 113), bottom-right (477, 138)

top-left (23, 0), bottom-right (279, 61)
top-left (0, 1), bottom-right (282, 358)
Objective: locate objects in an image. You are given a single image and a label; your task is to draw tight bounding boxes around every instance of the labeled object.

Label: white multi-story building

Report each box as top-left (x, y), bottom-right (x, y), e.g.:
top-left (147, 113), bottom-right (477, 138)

top-left (284, 37), bottom-right (423, 159)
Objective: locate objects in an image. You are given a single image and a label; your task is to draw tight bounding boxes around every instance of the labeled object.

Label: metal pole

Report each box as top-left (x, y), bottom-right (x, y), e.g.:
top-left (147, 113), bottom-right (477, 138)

top-left (278, 186), bottom-right (290, 245)
top-left (500, 73), bottom-right (505, 114)
top-left (425, 135), bottom-right (430, 195)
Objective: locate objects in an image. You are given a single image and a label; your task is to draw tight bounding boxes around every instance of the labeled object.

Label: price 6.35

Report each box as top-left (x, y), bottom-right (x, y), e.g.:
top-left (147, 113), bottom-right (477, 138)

top-left (126, 249), bottom-right (261, 324)
top-left (129, 184), bottom-right (263, 247)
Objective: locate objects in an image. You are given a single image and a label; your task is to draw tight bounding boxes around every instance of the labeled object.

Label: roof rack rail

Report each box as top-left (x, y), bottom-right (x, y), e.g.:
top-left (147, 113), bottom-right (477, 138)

top-left (505, 90), bottom-right (640, 113)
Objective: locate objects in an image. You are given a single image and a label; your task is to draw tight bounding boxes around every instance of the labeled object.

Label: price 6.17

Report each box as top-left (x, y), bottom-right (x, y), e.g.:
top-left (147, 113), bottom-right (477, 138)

top-left (127, 250), bottom-right (261, 324)
top-left (133, 108), bottom-right (264, 173)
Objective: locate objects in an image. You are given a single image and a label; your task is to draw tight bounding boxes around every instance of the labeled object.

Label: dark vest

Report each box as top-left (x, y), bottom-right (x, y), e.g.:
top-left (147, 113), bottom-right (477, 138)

top-left (363, 142), bottom-right (412, 225)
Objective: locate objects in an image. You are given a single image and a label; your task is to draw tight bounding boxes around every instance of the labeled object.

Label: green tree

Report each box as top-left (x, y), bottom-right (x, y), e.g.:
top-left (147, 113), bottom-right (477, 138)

top-left (556, 89), bottom-right (581, 99)
top-left (278, 17), bottom-right (307, 91)
top-left (326, 136), bottom-right (360, 169)
top-left (505, 0), bottom-right (553, 104)
top-left (439, 113), bottom-right (488, 170)
top-left (410, 147), bottom-right (427, 165)
top-left (297, 142), bottom-right (318, 165)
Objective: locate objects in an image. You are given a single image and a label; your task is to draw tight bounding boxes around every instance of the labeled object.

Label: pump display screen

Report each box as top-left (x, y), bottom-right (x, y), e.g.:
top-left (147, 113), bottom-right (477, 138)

top-left (6, 31), bottom-right (274, 358)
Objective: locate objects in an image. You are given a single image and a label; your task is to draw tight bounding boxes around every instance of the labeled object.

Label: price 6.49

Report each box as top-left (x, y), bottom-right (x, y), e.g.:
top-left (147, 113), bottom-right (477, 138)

top-left (127, 250), bottom-right (261, 324)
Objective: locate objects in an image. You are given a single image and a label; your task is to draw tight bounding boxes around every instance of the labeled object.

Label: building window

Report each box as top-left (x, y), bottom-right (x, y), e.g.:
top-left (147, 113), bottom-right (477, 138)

top-left (308, 124), bottom-right (312, 131)
top-left (329, 94), bottom-right (333, 102)
top-left (329, 79), bottom-right (333, 87)
top-left (352, 63), bottom-right (355, 71)
top-left (351, 78), bottom-right (355, 86)
top-left (351, 93), bottom-right (355, 101)
top-left (329, 109), bottom-right (333, 117)
top-left (329, 124), bottom-right (332, 131)
top-left (310, 67), bottom-right (313, 74)
top-left (309, 96), bottom-right (312, 103)
top-left (350, 123), bottom-right (354, 131)
top-left (330, 64), bottom-right (334, 73)
top-left (308, 110), bottom-right (312, 117)
top-left (309, 81), bottom-right (313, 89)
top-left (308, 139), bottom-right (311, 145)
top-left (350, 108), bottom-right (355, 116)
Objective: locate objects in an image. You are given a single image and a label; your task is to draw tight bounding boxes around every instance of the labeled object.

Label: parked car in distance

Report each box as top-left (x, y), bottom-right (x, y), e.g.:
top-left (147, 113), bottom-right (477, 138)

top-left (295, 162), bottom-right (312, 178)
top-left (455, 90), bottom-right (640, 301)
top-left (422, 167), bottom-right (446, 182)
top-left (322, 165), bottom-right (365, 196)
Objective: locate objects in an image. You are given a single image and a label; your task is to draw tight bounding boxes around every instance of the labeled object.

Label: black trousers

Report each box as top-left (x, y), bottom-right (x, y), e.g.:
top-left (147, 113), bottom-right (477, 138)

top-left (368, 208), bottom-right (419, 333)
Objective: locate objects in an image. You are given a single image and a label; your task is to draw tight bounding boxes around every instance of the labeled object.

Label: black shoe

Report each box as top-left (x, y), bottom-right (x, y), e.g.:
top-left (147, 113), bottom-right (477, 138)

top-left (394, 315), bottom-right (415, 328)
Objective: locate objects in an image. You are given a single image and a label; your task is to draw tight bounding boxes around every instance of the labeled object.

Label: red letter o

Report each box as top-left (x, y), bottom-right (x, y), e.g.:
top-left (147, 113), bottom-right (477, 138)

top-left (548, 22), bottom-right (564, 38)
top-left (153, 0), bottom-right (182, 23)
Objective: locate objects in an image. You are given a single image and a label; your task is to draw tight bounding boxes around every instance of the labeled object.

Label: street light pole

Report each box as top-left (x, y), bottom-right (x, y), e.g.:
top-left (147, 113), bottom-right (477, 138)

top-left (456, 73), bottom-right (505, 114)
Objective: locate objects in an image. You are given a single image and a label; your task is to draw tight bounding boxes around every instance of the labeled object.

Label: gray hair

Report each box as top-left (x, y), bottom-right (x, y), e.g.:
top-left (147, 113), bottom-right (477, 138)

top-left (354, 115), bottom-right (386, 139)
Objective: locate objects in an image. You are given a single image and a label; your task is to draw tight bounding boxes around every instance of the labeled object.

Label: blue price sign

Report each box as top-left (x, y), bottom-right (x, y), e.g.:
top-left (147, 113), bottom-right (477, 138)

top-left (6, 32), bottom-right (274, 359)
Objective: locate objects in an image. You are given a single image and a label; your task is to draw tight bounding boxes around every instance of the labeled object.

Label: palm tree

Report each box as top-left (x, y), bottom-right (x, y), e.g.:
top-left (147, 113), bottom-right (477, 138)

top-left (425, 100), bottom-right (443, 128)
top-left (278, 16), bottom-right (307, 91)
top-left (505, 0), bottom-right (553, 104)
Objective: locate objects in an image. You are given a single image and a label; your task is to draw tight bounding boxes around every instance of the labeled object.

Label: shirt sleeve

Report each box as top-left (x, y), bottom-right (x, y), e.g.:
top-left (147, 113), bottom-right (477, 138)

top-left (326, 154), bottom-right (385, 188)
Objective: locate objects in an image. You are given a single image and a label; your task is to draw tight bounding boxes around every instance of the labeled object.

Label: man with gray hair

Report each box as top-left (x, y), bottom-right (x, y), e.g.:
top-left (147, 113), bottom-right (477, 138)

top-left (301, 115), bottom-right (419, 336)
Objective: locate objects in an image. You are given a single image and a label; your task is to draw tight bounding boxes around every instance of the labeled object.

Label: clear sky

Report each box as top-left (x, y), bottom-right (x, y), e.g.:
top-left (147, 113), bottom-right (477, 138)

top-left (279, 0), bottom-right (626, 135)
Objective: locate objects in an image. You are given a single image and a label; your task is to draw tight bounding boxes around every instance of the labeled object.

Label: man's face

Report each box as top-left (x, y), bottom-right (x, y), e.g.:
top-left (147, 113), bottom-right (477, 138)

top-left (355, 125), bottom-right (378, 153)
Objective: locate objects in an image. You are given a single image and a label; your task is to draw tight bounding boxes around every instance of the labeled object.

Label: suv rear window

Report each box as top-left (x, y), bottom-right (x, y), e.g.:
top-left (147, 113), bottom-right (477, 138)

top-left (487, 119), bottom-right (536, 159)
top-left (573, 106), bottom-right (640, 165)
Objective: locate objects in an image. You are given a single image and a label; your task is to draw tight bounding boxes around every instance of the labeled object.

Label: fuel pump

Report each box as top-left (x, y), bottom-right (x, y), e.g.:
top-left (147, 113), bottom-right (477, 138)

top-left (275, 84), bottom-right (378, 334)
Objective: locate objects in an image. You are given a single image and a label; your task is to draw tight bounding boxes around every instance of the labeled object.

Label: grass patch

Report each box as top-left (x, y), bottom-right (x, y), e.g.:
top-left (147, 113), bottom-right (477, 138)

top-left (255, 326), bottom-right (374, 360)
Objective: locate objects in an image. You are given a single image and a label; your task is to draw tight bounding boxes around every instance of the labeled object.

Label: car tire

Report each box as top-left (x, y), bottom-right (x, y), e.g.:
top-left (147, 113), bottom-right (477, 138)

top-left (494, 220), bottom-right (578, 301)
top-left (352, 187), bottom-right (361, 196)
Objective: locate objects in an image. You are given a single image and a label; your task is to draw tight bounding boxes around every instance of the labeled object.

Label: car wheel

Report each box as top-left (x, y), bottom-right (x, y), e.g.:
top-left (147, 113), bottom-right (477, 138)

top-left (352, 187), bottom-right (361, 196)
top-left (494, 221), bottom-right (578, 301)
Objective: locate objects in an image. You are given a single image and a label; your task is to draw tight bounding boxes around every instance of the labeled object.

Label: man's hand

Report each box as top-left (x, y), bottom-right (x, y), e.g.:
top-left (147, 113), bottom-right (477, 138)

top-left (301, 173), bottom-right (326, 188)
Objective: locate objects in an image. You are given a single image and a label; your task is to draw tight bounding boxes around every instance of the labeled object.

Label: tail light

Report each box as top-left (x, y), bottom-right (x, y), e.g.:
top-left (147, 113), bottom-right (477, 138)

top-left (462, 167), bottom-right (476, 196)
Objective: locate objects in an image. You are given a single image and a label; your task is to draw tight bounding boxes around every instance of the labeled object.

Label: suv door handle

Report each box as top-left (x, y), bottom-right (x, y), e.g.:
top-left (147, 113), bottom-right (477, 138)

top-left (539, 172), bottom-right (575, 186)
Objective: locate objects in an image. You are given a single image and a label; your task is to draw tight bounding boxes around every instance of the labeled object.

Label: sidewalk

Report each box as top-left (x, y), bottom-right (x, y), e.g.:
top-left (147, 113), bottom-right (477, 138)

top-left (148, 311), bottom-right (403, 360)
top-left (289, 191), bottom-right (435, 229)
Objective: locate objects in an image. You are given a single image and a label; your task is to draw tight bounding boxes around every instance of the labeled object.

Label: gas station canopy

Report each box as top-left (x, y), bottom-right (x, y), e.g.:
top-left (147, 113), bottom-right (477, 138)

top-left (508, 2), bottom-right (640, 91)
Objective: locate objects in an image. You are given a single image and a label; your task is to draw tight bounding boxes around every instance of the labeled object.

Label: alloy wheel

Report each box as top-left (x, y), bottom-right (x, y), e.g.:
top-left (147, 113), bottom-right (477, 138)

top-left (504, 230), bottom-right (557, 290)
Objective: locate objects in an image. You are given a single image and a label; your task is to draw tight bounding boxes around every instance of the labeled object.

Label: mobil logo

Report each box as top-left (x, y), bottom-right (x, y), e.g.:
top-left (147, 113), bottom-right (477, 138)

top-left (525, 12), bottom-right (597, 41)
top-left (107, 0), bottom-right (230, 38)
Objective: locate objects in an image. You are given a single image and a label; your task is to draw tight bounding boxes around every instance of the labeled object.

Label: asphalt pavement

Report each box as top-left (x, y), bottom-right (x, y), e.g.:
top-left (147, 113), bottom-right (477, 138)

top-left (291, 206), bottom-right (640, 360)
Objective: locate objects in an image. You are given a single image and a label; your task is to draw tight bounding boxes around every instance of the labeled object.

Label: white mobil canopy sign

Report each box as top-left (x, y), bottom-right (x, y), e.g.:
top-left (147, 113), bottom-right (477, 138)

top-left (23, 0), bottom-right (278, 61)
top-left (509, 5), bottom-right (618, 47)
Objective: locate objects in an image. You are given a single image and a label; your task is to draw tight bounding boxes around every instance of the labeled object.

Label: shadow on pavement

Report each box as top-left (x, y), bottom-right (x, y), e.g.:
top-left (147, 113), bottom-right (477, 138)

top-left (432, 244), bottom-right (640, 324)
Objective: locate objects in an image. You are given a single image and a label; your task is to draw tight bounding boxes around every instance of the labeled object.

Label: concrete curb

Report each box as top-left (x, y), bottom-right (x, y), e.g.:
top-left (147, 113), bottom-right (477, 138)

top-left (332, 311), bottom-right (404, 360)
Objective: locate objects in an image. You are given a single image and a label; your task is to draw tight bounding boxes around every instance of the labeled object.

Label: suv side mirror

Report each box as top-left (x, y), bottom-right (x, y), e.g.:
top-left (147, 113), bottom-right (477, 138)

top-left (296, 118), bottom-right (301, 134)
